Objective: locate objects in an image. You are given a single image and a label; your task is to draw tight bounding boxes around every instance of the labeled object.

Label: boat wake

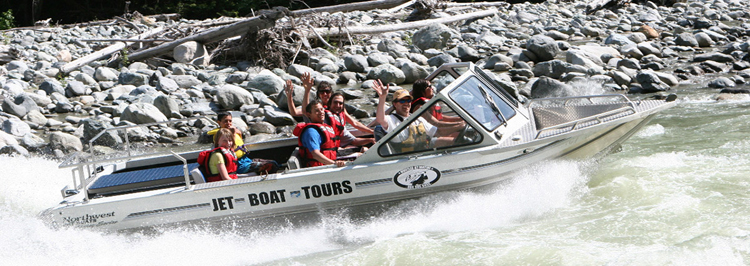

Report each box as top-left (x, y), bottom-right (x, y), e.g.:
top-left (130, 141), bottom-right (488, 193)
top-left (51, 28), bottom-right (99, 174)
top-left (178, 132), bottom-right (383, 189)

top-left (1, 155), bottom-right (590, 264)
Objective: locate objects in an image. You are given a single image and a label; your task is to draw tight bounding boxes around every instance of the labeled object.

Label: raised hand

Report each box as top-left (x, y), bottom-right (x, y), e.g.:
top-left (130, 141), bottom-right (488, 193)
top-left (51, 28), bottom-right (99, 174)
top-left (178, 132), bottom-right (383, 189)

top-left (302, 72), bottom-right (314, 91)
top-left (285, 79), bottom-right (294, 98)
top-left (373, 79), bottom-right (389, 98)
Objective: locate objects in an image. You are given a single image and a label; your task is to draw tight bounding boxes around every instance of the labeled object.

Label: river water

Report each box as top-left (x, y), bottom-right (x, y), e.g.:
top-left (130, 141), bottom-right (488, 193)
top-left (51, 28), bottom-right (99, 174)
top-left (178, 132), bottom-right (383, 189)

top-left (2, 81), bottom-right (749, 265)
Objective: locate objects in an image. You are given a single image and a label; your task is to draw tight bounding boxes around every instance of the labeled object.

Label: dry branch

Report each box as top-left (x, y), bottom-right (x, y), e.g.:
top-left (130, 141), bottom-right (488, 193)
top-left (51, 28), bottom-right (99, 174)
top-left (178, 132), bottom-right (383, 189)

top-left (291, 0), bottom-right (409, 16)
top-left (60, 27), bottom-right (164, 74)
top-left (310, 8), bottom-right (498, 37)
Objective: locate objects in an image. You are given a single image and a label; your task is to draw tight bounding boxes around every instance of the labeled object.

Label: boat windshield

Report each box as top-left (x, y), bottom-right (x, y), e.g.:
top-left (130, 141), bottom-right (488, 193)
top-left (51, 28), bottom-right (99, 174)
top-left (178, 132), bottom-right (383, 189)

top-left (450, 76), bottom-right (516, 131)
top-left (378, 100), bottom-right (482, 157)
top-left (430, 70), bottom-right (456, 93)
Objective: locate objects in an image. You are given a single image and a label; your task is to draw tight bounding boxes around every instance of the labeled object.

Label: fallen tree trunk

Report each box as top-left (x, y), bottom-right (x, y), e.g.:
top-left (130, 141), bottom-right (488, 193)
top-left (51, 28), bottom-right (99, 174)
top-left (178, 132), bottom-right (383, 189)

top-left (60, 27), bottom-right (164, 74)
top-left (127, 7), bottom-right (288, 62)
top-left (291, 0), bottom-right (409, 16)
top-left (586, 0), bottom-right (627, 14)
top-left (310, 8), bottom-right (498, 37)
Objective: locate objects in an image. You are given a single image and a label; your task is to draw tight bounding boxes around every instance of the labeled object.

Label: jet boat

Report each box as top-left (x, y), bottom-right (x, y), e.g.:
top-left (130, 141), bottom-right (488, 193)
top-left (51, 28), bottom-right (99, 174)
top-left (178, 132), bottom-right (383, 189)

top-left (40, 63), bottom-right (676, 232)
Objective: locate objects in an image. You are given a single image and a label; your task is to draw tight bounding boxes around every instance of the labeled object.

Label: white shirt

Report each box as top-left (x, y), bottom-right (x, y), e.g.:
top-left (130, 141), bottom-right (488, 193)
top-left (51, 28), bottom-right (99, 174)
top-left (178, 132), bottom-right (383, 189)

top-left (385, 114), bottom-right (437, 143)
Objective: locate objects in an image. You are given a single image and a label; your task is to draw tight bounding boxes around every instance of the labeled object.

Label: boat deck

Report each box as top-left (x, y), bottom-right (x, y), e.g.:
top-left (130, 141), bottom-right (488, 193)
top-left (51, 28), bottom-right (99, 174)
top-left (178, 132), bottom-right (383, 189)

top-left (89, 163), bottom-right (199, 196)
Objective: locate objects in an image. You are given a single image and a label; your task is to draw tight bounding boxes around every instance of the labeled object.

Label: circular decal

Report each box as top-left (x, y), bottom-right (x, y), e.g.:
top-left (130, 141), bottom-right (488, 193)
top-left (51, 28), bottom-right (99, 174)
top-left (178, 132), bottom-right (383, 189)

top-left (393, 166), bottom-right (441, 189)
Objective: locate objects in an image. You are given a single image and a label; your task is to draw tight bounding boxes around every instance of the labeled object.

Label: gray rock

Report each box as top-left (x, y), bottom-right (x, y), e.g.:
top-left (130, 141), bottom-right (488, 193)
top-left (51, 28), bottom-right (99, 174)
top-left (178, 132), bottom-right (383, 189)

top-left (216, 84), bottom-right (255, 109)
top-left (315, 58), bottom-right (338, 73)
top-left (377, 39), bottom-right (409, 58)
top-left (169, 75), bottom-right (202, 88)
top-left (693, 53), bottom-right (735, 63)
top-left (526, 35), bottom-right (560, 62)
top-left (225, 72), bottom-right (249, 84)
top-left (628, 32), bottom-right (648, 44)
top-left (2, 117), bottom-right (31, 137)
top-left (249, 121), bottom-right (276, 135)
top-left (636, 71), bottom-right (670, 93)
top-left (608, 70), bottom-right (632, 86)
top-left (0, 131), bottom-right (18, 146)
top-left (621, 44), bottom-right (644, 59)
top-left (0, 144), bottom-right (29, 157)
top-left (173, 41), bottom-right (210, 66)
top-left (366, 64), bottom-right (406, 84)
top-left (40, 79), bottom-right (65, 95)
top-left (637, 42), bottom-right (661, 56)
top-left (65, 80), bottom-right (88, 97)
top-left (401, 61), bottom-right (430, 84)
top-left (48, 132), bottom-right (83, 153)
top-left (81, 118), bottom-right (122, 147)
top-left (344, 54), bottom-right (369, 73)
top-left (546, 30), bottom-right (569, 40)
top-left (6, 60), bottom-right (28, 73)
top-left (247, 69), bottom-right (284, 95)
top-left (413, 24), bottom-right (457, 51)
top-left (457, 45), bottom-right (481, 62)
top-left (25, 110), bottom-right (47, 125)
top-left (605, 34), bottom-right (636, 46)
top-left (653, 72), bottom-right (679, 86)
top-left (617, 58), bottom-right (641, 70)
top-left (427, 54), bottom-right (457, 67)
top-left (2, 79), bottom-right (25, 96)
top-left (287, 64), bottom-right (316, 78)
top-left (483, 54), bottom-right (514, 69)
top-left (94, 67), bottom-right (118, 81)
top-left (367, 53), bottom-right (391, 67)
top-left (566, 50), bottom-right (604, 66)
top-left (2, 94), bottom-right (37, 118)
top-left (75, 72), bottom-right (97, 85)
top-left (121, 102), bottom-right (169, 124)
top-left (675, 33), bottom-right (699, 47)
top-left (338, 72), bottom-right (358, 84)
top-left (156, 76), bottom-right (180, 93)
top-left (708, 77), bottom-right (736, 88)
top-left (119, 72), bottom-right (149, 86)
top-left (263, 106), bottom-right (295, 126)
top-left (533, 60), bottom-right (571, 79)
top-left (154, 94), bottom-right (180, 118)
top-left (695, 32), bottom-right (715, 47)
top-left (20, 133), bottom-right (46, 151)
top-left (530, 77), bottom-right (575, 98)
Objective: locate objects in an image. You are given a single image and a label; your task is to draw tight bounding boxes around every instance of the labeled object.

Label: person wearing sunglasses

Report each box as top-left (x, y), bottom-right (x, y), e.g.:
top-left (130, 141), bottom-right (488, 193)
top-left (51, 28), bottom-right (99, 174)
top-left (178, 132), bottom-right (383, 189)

top-left (285, 72), bottom-right (334, 122)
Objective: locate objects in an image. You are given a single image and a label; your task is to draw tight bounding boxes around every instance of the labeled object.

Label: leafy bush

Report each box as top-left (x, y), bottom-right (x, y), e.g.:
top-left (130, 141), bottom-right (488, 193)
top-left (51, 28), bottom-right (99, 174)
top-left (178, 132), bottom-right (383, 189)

top-left (0, 9), bottom-right (15, 30)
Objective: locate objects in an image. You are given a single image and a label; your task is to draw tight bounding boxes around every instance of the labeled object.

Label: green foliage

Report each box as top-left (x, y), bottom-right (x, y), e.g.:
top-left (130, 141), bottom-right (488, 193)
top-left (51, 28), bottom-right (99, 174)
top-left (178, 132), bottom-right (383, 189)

top-left (0, 9), bottom-right (15, 30)
top-left (120, 47), bottom-right (130, 69)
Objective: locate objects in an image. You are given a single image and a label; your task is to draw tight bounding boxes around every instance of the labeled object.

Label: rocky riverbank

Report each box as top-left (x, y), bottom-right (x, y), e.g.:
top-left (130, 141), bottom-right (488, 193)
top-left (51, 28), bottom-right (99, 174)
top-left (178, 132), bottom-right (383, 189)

top-left (1, 0), bottom-right (749, 158)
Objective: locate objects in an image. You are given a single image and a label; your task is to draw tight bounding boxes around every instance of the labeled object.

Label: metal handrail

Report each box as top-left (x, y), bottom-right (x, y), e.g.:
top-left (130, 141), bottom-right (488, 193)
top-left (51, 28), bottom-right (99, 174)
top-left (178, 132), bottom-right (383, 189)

top-left (534, 105), bottom-right (636, 139)
top-left (59, 116), bottom-right (218, 169)
top-left (526, 94), bottom-right (634, 109)
top-left (169, 151), bottom-right (192, 190)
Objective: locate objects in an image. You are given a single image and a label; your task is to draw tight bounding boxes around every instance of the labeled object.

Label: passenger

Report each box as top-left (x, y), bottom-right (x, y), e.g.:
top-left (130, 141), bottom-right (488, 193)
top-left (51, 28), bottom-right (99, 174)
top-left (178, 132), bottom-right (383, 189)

top-left (411, 78), bottom-right (462, 124)
top-left (204, 128), bottom-right (238, 182)
top-left (326, 92), bottom-right (374, 150)
top-left (374, 81), bottom-right (464, 150)
top-left (285, 72), bottom-right (332, 121)
top-left (292, 100), bottom-right (347, 167)
top-left (206, 112), bottom-right (254, 174)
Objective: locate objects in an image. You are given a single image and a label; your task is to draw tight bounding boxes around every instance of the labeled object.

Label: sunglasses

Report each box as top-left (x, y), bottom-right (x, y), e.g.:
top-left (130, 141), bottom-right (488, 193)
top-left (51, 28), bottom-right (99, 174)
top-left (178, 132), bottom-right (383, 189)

top-left (394, 99), bottom-right (411, 104)
top-left (319, 90), bottom-right (332, 94)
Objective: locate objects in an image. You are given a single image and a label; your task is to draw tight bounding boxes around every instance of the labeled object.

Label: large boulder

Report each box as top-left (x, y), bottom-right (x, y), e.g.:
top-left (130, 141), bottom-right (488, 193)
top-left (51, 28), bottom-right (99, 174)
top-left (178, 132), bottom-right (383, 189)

top-left (94, 67), bottom-right (118, 81)
top-left (216, 84), bottom-right (255, 109)
top-left (118, 71), bottom-right (149, 86)
top-left (2, 117), bottom-right (31, 137)
top-left (247, 69), bottom-right (285, 95)
top-left (401, 61), bottom-right (430, 84)
top-left (344, 54), bottom-right (368, 73)
top-left (48, 132), bottom-right (83, 153)
top-left (377, 39), bottom-right (409, 58)
top-left (635, 71), bottom-right (670, 93)
top-left (675, 33), bottom-right (699, 47)
top-left (156, 76), bottom-right (180, 93)
top-left (81, 118), bottom-right (122, 147)
top-left (530, 77), bottom-right (575, 98)
top-left (533, 60), bottom-right (571, 79)
top-left (168, 75), bottom-right (202, 88)
top-left (412, 24), bottom-right (458, 51)
top-left (40, 79), bottom-right (65, 95)
top-left (153, 94), bottom-right (180, 118)
top-left (263, 106), bottom-right (295, 126)
top-left (2, 93), bottom-right (37, 118)
top-left (526, 35), bottom-right (560, 62)
top-left (427, 53), bottom-right (457, 67)
top-left (121, 102), bottom-right (169, 124)
top-left (366, 64), bottom-right (406, 84)
top-left (173, 41), bottom-right (210, 66)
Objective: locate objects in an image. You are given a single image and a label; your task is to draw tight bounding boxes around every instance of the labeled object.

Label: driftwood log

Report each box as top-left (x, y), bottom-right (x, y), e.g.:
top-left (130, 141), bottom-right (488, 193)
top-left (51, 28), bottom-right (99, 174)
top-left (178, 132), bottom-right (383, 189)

top-left (60, 27), bottom-right (164, 74)
top-left (309, 8), bottom-right (498, 38)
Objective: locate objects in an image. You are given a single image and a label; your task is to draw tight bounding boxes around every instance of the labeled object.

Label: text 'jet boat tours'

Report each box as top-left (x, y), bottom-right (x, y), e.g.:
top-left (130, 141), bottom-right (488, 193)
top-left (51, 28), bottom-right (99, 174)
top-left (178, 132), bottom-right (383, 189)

top-left (40, 63), bottom-right (676, 232)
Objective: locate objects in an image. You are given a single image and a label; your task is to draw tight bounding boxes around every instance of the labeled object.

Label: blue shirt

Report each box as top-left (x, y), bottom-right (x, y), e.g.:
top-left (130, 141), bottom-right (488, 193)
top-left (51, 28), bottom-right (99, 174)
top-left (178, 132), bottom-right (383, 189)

top-left (301, 127), bottom-right (322, 151)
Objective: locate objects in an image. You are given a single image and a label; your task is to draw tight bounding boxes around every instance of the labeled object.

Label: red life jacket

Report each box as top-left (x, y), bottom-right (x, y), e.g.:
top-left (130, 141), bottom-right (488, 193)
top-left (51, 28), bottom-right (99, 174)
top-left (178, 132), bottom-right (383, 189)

top-left (324, 110), bottom-right (346, 137)
top-left (197, 147), bottom-right (238, 182)
top-left (293, 123), bottom-right (339, 167)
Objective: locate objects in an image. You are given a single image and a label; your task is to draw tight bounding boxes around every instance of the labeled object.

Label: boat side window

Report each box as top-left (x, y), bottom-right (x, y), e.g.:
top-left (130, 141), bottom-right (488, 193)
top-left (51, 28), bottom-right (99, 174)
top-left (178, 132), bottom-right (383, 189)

top-left (378, 100), bottom-right (482, 157)
top-left (450, 77), bottom-right (516, 131)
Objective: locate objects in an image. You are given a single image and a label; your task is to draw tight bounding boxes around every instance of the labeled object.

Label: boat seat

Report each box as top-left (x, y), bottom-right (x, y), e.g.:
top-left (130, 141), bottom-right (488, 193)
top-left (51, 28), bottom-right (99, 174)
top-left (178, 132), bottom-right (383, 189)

top-left (89, 163), bottom-right (199, 196)
top-left (190, 168), bottom-right (205, 184)
top-left (287, 147), bottom-right (301, 170)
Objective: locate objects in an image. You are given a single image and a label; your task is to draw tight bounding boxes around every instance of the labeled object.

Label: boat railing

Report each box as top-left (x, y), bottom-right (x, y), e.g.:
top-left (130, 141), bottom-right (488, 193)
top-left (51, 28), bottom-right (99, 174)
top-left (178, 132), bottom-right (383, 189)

top-left (527, 95), bottom-right (637, 139)
top-left (526, 94), bottom-right (634, 109)
top-left (57, 116), bottom-right (218, 200)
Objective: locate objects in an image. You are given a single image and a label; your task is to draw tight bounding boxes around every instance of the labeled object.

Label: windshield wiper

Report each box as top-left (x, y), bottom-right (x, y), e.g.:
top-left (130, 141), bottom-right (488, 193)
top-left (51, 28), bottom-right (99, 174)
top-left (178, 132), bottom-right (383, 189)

top-left (478, 86), bottom-right (507, 125)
